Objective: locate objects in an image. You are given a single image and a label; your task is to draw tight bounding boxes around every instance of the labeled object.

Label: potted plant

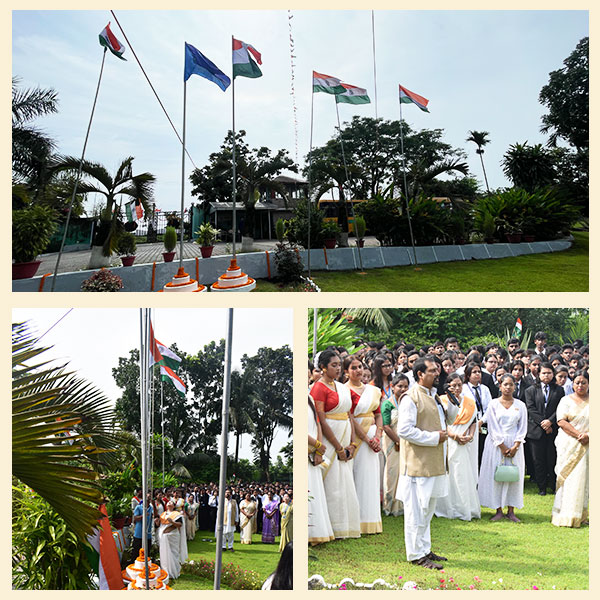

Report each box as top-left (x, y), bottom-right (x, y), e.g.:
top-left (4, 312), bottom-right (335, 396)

top-left (12, 205), bottom-right (58, 279)
top-left (321, 220), bottom-right (341, 249)
top-left (81, 269), bottom-right (124, 291)
top-left (354, 215), bottom-right (366, 247)
top-left (500, 219), bottom-right (523, 243)
top-left (163, 225), bottom-right (177, 262)
top-left (117, 232), bottom-right (137, 266)
top-left (106, 496), bottom-right (131, 530)
top-left (166, 211), bottom-right (181, 229)
top-left (195, 222), bottom-right (220, 258)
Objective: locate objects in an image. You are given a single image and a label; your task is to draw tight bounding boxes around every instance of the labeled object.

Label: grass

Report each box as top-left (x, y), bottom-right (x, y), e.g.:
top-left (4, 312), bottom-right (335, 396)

top-left (256, 232), bottom-right (588, 292)
top-left (169, 530), bottom-right (281, 590)
top-left (308, 479), bottom-right (588, 590)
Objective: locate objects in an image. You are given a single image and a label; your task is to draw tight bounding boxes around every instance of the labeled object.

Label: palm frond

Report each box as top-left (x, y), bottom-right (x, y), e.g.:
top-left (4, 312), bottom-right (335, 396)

top-left (342, 308), bottom-right (393, 333)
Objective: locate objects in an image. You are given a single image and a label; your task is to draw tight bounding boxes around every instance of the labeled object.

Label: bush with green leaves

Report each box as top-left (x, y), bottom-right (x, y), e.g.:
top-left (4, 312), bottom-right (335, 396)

top-left (81, 269), bottom-right (123, 292)
top-left (163, 225), bottom-right (177, 252)
top-left (308, 309), bottom-right (358, 358)
top-left (116, 231), bottom-right (136, 256)
top-left (321, 220), bottom-right (342, 239)
top-left (285, 199), bottom-right (325, 249)
top-left (181, 559), bottom-right (263, 590)
top-left (12, 205), bottom-right (58, 262)
top-left (274, 240), bottom-right (304, 284)
top-left (354, 215), bottom-right (366, 239)
top-left (195, 222), bottom-right (219, 246)
top-left (12, 482), bottom-right (95, 590)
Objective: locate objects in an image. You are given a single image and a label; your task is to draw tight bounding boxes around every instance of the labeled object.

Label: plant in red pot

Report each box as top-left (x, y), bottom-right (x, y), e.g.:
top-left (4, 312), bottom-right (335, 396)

top-left (321, 220), bottom-right (341, 249)
top-left (195, 222), bottom-right (220, 258)
top-left (162, 225), bottom-right (177, 262)
top-left (354, 215), bottom-right (367, 248)
top-left (117, 231), bottom-right (137, 266)
top-left (12, 205), bottom-right (58, 279)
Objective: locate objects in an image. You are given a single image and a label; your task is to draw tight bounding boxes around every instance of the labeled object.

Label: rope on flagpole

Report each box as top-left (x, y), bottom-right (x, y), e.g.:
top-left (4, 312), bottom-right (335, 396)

top-left (110, 10), bottom-right (196, 169)
top-left (51, 48), bottom-right (107, 291)
top-left (231, 37), bottom-right (238, 261)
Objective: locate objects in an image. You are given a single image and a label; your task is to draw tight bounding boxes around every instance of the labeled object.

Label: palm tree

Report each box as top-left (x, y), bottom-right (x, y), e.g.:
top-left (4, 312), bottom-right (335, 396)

top-left (229, 370), bottom-right (253, 466)
top-left (12, 77), bottom-right (59, 187)
top-left (466, 130), bottom-right (491, 193)
top-left (403, 157), bottom-right (470, 199)
top-left (53, 156), bottom-right (156, 267)
top-left (12, 322), bottom-right (119, 541)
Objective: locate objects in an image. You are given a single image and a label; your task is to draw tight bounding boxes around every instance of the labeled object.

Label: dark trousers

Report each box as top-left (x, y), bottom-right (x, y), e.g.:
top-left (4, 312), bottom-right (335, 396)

top-left (528, 435), bottom-right (557, 492)
top-left (208, 506), bottom-right (217, 531)
top-left (478, 431), bottom-right (487, 472)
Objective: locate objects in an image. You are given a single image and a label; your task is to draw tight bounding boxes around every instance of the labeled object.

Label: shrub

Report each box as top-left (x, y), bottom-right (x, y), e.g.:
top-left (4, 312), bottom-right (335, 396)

top-left (275, 218), bottom-right (285, 242)
top-left (274, 241), bottom-right (304, 284)
top-left (321, 220), bottom-right (342, 239)
top-left (81, 269), bottom-right (123, 292)
top-left (163, 226), bottom-right (178, 252)
top-left (12, 205), bottom-right (58, 262)
top-left (116, 232), bottom-right (136, 256)
top-left (195, 222), bottom-right (220, 246)
top-left (181, 559), bottom-right (263, 590)
top-left (285, 199), bottom-right (325, 249)
top-left (354, 215), bottom-right (366, 239)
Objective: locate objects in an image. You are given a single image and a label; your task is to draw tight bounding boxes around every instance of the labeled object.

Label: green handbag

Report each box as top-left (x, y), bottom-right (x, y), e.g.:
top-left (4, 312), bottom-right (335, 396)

top-left (494, 457), bottom-right (519, 482)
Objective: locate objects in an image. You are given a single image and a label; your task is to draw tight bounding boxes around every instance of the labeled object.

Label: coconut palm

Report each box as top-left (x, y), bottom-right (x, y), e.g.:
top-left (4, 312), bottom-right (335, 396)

top-left (12, 77), bottom-right (59, 184)
top-left (404, 157), bottom-right (470, 198)
top-left (12, 322), bottom-right (119, 541)
top-left (53, 156), bottom-right (155, 266)
top-left (229, 370), bottom-right (254, 466)
top-left (466, 130), bottom-right (491, 193)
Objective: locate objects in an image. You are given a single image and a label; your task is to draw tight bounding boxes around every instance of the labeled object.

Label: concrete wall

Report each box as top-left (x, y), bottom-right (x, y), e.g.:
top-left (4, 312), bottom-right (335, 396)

top-left (13, 239), bottom-right (573, 292)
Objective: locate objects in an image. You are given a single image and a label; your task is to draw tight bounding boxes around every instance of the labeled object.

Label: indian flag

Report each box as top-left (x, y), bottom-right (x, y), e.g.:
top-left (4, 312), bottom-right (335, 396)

top-left (336, 83), bottom-right (371, 105)
top-left (149, 324), bottom-right (182, 370)
top-left (313, 71), bottom-right (345, 95)
top-left (99, 22), bottom-right (126, 61)
top-left (160, 365), bottom-right (186, 397)
top-left (125, 201), bottom-right (136, 222)
top-left (399, 84), bottom-right (430, 113)
top-left (513, 317), bottom-right (523, 339)
top-left (232, 38), bottom-right (262, 79)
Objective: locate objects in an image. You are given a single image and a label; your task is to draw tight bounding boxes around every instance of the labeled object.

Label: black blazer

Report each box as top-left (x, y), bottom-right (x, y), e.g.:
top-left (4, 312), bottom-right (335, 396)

top-left (513, 378), bottom-right (530, 400)
top-left (523, 373), bottom-right (538, 387)
top-left (481, 371), bottom-right (498, 398)
top-left (524, 382), bottom-right (565, 440)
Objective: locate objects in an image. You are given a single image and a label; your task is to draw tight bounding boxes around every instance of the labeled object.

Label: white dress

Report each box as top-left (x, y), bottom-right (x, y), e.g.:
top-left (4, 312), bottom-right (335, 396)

top-left (478, 398), bottom-right (528, 510)
top-left (308, 402), bottom-right (335, 544)
top-left (351, 384), bottom-right (383, 534)
top-left (158, 511), bottom-right (188, 579)
top-left (435, 394), bottom-right (481, 521)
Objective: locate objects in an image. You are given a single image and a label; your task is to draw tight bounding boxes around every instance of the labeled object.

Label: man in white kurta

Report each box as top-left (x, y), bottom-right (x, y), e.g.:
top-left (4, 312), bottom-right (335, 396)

top-left (218, 489), bottom-right (239, 551)
top-left (396, 357), bottom-right (458, 570)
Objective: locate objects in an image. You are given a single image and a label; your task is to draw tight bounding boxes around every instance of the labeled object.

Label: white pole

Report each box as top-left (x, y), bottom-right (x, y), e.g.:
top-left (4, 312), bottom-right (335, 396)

top-left (178, 77), bottom-right (187, 270)
top-left (307, 87), bottom-right (315, 278)
top-left (231, 37), bottom-right (238, 259)
top-left (139, 309), bottom-right (150, 588)
top-left (161, 380), bottom-right (165, 488)
top-left (312, 308), bottom-right (318, 359)
top-left (214, 309), bottom-right (234, 589)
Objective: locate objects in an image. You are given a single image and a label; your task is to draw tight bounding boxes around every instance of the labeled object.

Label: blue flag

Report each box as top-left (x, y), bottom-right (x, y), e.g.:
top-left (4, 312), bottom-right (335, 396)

top-left (184, 42), bottom-right (230, 91)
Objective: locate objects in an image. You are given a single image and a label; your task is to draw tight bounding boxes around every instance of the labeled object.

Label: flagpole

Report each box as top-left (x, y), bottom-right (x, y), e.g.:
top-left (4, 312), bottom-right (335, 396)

top-left (231, 36), bottom-right (238, 262)
top-left (214, 308), bottom-right (234, 590)
top-left (161, 380), bottom-right (165, 488)
top-left (307, 86), bottom-right (315, 278)
top-left (139, 309), bottom-right (150, 588)
top-left (51, 48), bottom-right (107, 291)
top-left (312, 308), bottom-right (318, 359)
top-left (371, 10), bottom-right (381, 196)
top-left (178, 77), bottom-right (187, 270)
top-left (398, 100), bottom-right (419, 267)
top-left (334, 100), bottom-right (364, 271)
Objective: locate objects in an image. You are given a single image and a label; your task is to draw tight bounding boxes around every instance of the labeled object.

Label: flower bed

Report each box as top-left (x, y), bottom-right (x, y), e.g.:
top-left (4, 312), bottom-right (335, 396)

top-left (181, 559), bottom-right (263, 590)
top-left (308, 574), bottom-right (417, 590)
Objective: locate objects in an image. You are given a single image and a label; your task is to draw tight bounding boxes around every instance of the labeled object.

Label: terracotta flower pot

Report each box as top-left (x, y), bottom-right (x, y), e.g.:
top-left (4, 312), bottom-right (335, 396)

top-left (523, 234), bottom-right (535, 243)
top-left (12, 260), bottom-right (42, 280)
top-left (121, 255), bottom-right (136, 267)
top-left (112, 517), bottom-right (127, 530)
top-left (323, 239), bottom-right (336, 249)
top-left (200, 245), bottom-right (214, 258)
top-left (163, 251), bottom-right (176, 262)
top-left (356, 239), bottom-right (365, 248)
top-left (505, 233), bottom-right (522, 243)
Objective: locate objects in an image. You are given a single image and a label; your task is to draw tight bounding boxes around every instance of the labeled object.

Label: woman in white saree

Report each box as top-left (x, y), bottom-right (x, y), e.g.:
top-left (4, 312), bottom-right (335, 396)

top-left (552, 370), bottom-right (589, 528)
top-left (345, 355), bottom-right (383, 534)
top-left (239, 493), bottom-right (257, 544)
top-left (435, 373), bottom-right (481, 521)
top-left (309, 350), bottom-right (360, 539)
top-left (158, 501), bottom-right (188, 579)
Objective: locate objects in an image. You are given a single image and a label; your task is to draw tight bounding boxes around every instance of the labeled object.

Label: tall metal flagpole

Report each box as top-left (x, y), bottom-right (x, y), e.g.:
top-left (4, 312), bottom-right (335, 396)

top-left (334, 101), bottom-right (364, 271)
top-left (139, 309), bottom-right (150, 588)
top-left (161, 380), bottom-right (165, 487)
top-left (51, 48), bottom-right (108, 291)
top-left (178, 78), bottom-right (188, 269)
top-left (214, 308), bottom-right (234, 590)
top-left (312, 308), bottom-right (318, 359)
top-left (231, 37), bottom-right (238, 261)
top-left (398, 101), bottom-right (419, 267)
top-left (307, 86), bottom-right (315, 278)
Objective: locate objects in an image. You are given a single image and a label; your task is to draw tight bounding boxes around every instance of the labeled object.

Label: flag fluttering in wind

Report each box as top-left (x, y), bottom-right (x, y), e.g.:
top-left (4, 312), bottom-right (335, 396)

top-left (160, 365), bottom-right (186, 397)
top-left (125, 200), bottom-right (143, 222)
top-left (184, 42), bottom-right (230, 90)
top-left (232, 38), bottom-right (262, 79)
top-left (313, 71), bottom-right (345, 94)
top-left (98, 22), bottom-right (126, 60)
top-left (149, 323), bottom-right (182, 370)
top-left (86, 504), bottom-right (124, 590)
top-left (513, 317), bottom-right (523, 339)
top-left (399, 84), bottom-right (430, 112)
top-left (335, 83), bottom-right (371, 105)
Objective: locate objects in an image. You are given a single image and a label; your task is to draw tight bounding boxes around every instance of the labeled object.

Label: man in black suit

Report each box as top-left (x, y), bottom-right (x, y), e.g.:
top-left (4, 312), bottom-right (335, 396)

top-left (481, 353), bottom-right (499, 398)
top-left (524, 363), bottom-right (565, 495)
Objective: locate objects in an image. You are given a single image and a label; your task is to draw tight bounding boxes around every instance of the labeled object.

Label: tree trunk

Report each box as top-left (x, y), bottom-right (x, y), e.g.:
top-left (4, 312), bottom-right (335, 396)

top-left (87, 244), bottom-right (112, 269)
top-left (234, 432), bottom-right (240, 466)
top-left (479, 153), bottom-right (490, 193)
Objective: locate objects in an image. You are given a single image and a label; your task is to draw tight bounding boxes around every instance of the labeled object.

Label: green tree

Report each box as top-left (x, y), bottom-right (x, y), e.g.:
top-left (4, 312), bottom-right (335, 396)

top-left (501, 142), bottom-right (556, 193)
top-left (54, 156), bottom-right (155, 265)
top-left (229, 370), bottom-right (254, 466)
top-left (242, 346), bottom-right (293, 481)
top-left (466, 130), bottom-right (491, 192)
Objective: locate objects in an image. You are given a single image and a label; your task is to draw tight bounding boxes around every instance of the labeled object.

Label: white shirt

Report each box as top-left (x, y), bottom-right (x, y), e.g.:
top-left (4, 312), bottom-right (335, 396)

top-left (463, 382), bottom-right (492, 419)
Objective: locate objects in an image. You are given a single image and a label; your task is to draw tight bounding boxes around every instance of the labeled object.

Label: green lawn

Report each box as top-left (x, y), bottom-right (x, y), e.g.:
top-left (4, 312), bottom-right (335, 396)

top-left (256, 232), bottom-right (588, 292)
top-left (169, 530), bottom-right (281, 590)
top-left (308, 480), bottom-right (588, 590)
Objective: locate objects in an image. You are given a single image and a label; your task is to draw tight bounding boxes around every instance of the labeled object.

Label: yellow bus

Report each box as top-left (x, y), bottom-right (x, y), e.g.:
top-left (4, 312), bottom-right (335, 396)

top-left (317, 198), bottom-right (365, 233)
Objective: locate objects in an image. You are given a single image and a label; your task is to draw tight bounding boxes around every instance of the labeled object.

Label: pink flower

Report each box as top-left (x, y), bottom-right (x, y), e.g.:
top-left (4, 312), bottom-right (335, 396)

top-left (398, 576), bottom-right (403, 580)
top-left (474, 576), bottom-right (481, 582)
top-left (449, 577), bottom-right (455, 583)
top-left (339, 583), bottom-right (347, 590)
top-left (532, 586), bottom-right (539, 590)
top-left (456, 587), bottom-right (462, 590)
top-left (469, 585), bottom-right (475, 589)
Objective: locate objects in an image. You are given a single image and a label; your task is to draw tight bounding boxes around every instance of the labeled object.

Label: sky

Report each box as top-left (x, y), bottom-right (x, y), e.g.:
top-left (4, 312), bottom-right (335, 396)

top-left (12, 10), bottom-right (588, 212)
top-left (12, 308), bottom-right (293, 462)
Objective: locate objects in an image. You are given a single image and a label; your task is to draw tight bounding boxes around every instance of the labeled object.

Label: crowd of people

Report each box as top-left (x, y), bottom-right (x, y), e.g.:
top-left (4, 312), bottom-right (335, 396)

top-left (130, 480), bottom-right (293, 580)
top-left (308, 332), bottom-right (589, 570)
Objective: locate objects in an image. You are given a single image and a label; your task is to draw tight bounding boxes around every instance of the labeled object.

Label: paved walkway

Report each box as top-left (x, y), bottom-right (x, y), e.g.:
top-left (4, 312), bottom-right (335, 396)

top-left (39, 238), bottom-right (380, 274)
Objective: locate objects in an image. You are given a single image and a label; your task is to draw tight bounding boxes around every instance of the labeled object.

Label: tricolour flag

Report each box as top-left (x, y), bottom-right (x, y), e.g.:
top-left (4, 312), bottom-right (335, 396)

top-left (125, 202), bottom-right (135, 222)
top-left (149, 323), bottom-right (182, 370)
top-left (99, 23), bottom-right (126, 61)
top-left (313, 71), bottom-right (345, 95)
top-left (134, 199), bottom-right (143, 220)
top-left (184, 42), bottom-right (231, 91)
top-left (86, 504), bottom-right (124, 590)
top-left (335, 83), bottom-right (371, 105)
top-left (513, 317), bottom-right (523, 339)
top-left (399, 84), bottom-right (430, 113)
top-left (232, 38), bottom-right (262, 79)
top-left (160, 365), bottom-right (186, 397)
